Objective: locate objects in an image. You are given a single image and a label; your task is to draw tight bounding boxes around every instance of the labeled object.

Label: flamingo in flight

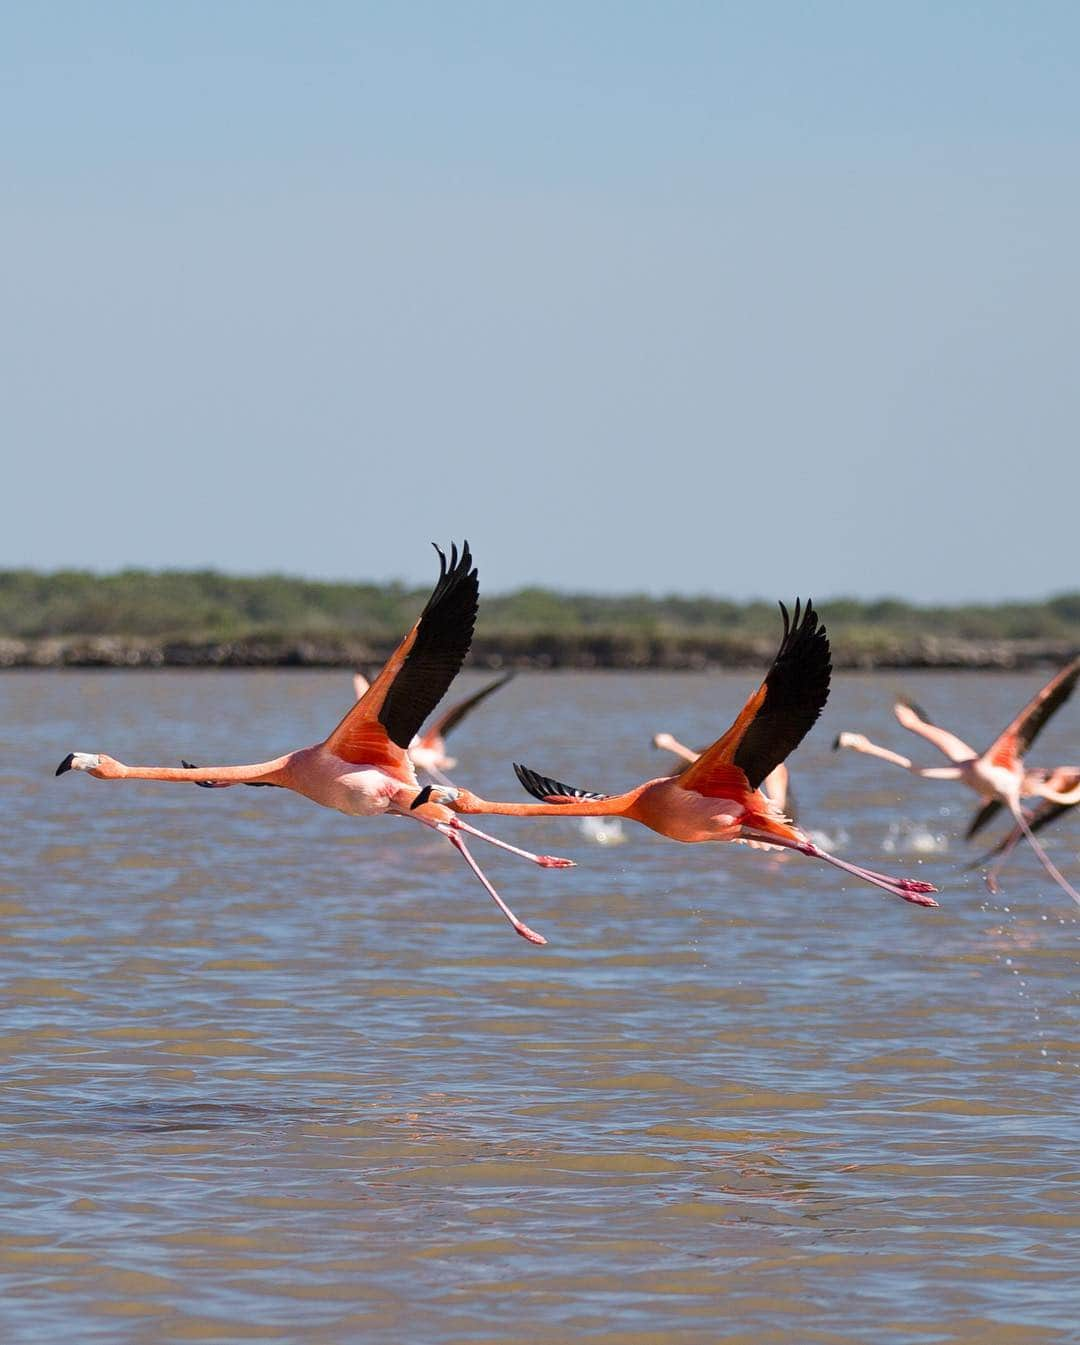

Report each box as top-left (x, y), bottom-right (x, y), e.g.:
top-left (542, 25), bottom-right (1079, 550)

top-left (967, 767), bottom-right (1080, 894)
top-left (56, 543), bottom-right (570, 946)
top-left (352, 667), bottom-right (514, 786)
top-left (415, 602), bottom-right (938, 907)
top-left (833, 657), bottom-right (1080, 904)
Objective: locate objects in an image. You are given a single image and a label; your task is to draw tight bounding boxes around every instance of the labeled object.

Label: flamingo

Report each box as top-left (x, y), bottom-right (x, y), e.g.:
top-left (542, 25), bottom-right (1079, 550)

top-left (967, 767), bottom-right (1080, 894)
top-left (56, 543), bottom-right (571, 946)
top-left (833, 657), bottom-right (1080, 904)
top-left (415, 601), bottom-right (938, 908)
top-left (353, 668), bottom-right (514, 786)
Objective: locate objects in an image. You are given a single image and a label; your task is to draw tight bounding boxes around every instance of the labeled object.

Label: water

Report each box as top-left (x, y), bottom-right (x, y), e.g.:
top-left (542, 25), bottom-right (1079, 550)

top-left (1, 670), bottom-right (1077, 1343)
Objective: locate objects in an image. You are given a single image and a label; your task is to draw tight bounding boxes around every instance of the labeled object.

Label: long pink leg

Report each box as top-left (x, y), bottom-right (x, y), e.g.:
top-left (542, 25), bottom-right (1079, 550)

top-left (1007, 801), bottom-right (1080, 908)
top-left (409, 813), bottom-right (548, 944)
top-left (742, 829), bottom-right (939, 907)
top-left (982, 826), bottom-right (1024, 895)
top-left (443, 830), bottom-right (548, 945)
top-left (445, 816), bottom-right (574, 869)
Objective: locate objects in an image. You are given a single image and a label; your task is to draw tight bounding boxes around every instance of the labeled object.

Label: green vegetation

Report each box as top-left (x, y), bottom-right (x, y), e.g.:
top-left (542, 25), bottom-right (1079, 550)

top-left (0, 569), bottom-right (1077, 668)
top-left (1, 568), bottom-right (1078, 643)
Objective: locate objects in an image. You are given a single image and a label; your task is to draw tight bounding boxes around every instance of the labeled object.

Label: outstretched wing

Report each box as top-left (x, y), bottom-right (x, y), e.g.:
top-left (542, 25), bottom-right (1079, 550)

top-left (423, 671), bottom-right (515, 745)
top-left (514, 763), bottom-right (609, 804)
top-left (680, 600), bottom-right (831, 793)
top-left (324, 542), bottom-right (478, 767)
top-left (985, 656), bottom-right (1080, 769)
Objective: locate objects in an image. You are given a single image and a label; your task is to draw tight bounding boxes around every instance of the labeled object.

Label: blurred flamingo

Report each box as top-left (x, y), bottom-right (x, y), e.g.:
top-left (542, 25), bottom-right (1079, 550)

top-left (833, 658), bottom-right (1080, 904)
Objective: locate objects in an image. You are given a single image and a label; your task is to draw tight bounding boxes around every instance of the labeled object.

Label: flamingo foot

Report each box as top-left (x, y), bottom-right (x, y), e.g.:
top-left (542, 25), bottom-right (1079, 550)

top-left (536, 855), bottom-right (575, 868)
top-left (514, 921), bottom-right (548, 946)
top-left (896, 878), bottom-right (939, 896)
top-left (898, 888), bottom-right (940, 908)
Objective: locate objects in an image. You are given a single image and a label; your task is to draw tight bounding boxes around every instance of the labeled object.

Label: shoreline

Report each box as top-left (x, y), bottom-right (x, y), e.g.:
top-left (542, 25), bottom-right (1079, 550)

top-left (2, 634), bottom-right (1077, 672)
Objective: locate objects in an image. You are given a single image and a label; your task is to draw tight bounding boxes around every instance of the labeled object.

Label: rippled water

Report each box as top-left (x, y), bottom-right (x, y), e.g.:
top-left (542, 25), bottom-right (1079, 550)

top-left (1, 670), bottom-right (1077, 1343)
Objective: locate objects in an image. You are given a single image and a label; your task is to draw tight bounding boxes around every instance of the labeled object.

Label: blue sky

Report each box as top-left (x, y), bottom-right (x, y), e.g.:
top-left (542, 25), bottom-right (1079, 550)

top-left (3, 3), bottom-right (1078, 600)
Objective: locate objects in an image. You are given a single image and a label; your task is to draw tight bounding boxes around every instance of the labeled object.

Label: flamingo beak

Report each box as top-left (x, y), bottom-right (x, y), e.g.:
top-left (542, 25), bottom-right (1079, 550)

top-left (55, 753), bottom-right (76, 776)
top-left (411, 785), bottom-right (459, 809)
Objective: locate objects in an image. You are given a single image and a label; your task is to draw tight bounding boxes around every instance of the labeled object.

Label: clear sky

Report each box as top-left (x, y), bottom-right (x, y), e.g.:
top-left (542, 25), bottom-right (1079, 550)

top-left (3, 3), bottom-right (1078, 601)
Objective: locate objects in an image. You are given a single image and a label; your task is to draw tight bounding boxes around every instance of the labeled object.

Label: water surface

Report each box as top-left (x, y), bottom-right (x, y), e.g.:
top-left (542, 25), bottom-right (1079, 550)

top-left (1, 670), bottom-right (1077, 1342)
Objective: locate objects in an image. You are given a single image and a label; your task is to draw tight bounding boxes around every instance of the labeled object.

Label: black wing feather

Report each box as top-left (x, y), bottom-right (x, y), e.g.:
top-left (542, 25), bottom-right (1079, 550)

top-left (732, 599), bottom-right (832, 789)
top-left (378, 541), bottom-right (479, 750)
top-left (514, 763), bottom-right (609, 802)
top-left (965, 798), bottom-right (1003, 839)
top-left (1013, 657), bottom-right (1080, 758)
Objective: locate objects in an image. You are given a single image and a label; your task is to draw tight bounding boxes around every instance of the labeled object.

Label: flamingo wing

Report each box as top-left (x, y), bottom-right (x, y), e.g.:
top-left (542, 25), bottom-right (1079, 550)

top-left (985, 656), bottom-right (1080, 769)
top-left (680, 600), bottom-right (831, 793)
top-left (513, 763), bottom-right (609, 804)
top-left (423, 670), bottom-right (515, 745)
top-left (324, 542), bottom-right (478, 768)
top-left (965, 798), bottom-right (1003, 840)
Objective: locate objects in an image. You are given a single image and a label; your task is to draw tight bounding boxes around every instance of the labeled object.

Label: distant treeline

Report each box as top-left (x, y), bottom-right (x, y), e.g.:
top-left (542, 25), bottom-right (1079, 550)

top-left (1, 569), bottom-right (1078, 669)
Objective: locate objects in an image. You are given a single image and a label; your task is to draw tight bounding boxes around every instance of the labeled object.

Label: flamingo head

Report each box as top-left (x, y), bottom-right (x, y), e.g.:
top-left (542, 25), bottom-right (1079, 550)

top-left (55, 752), bottom-right (114, 778)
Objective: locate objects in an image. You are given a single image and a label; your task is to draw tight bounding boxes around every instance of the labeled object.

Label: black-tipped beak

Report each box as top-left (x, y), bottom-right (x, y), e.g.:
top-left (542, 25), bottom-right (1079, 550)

top-left (411, 785), bottom-right (435, 811)
top-left (831, 735), bottom-right (842, 752)
top-left (55, 753), bottom-right (75, 776)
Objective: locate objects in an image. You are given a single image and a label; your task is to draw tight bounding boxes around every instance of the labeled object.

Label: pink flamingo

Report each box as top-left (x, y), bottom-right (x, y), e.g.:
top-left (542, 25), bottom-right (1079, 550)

top-left (56, 543), bottom-right (570, 946)
top-left (353, 668), bottom-right (514, 786)
top-left (416, 602), bottom-right (938, 908)
top-left (833, 658), bottom-right (1080, 904)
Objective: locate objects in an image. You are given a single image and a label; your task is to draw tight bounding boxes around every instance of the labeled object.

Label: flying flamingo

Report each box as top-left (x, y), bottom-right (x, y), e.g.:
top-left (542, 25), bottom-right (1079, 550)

top-left (833, 657), bottom-right (1080, 904)
top-left (967, 767), bottom-right (1080, 894)
top-left (414, 601), bottom-right (938, 908)
top-left (352, 668), bottom-right (514, 786)
top-left (56, 543), bottom-right (570, 946)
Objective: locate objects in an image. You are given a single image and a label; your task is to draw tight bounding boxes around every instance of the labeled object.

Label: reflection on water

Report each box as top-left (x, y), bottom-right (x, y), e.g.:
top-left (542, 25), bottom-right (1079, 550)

top-left (1, 670), bottom-right (1077, 1342)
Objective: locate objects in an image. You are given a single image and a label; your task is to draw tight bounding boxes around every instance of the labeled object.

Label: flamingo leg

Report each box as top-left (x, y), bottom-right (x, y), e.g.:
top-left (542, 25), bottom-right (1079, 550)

top-left (441, 828), bottom-right (548, 945)
top-left (1006, 800), bottom-right (1080, 908)
top-left (444, 816), bottom-right (575, 869)
top-left (741, 828), bottom-right (939, 907)
top-left (984, 827), bottom-right (1024, 895)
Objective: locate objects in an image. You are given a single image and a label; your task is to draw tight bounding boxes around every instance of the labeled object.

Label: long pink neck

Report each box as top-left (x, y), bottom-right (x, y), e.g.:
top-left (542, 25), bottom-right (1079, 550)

top-left (462, 790), bottom-right (635, 819)
top-left (114, 755), bottom-right (291, 784)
